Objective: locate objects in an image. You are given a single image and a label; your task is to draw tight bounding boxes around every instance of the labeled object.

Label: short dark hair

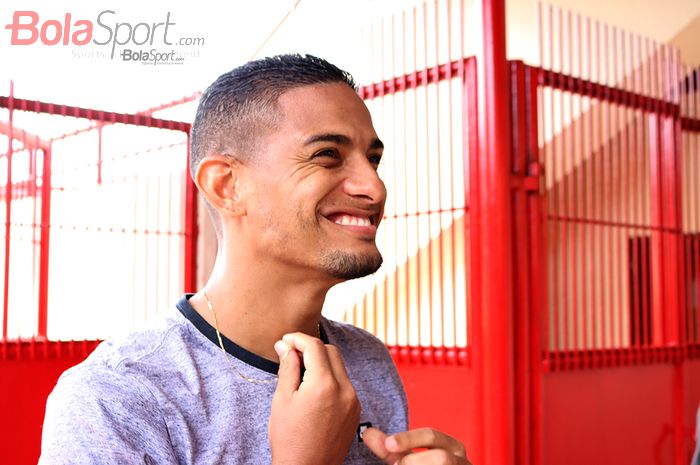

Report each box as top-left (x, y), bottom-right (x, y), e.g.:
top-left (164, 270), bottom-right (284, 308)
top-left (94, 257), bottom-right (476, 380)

top-left (190, 53), bottom-right (357, 176)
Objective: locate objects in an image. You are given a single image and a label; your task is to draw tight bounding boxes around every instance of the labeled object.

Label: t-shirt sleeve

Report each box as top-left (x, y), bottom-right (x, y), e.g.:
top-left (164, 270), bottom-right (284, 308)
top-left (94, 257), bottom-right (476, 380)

top-left (39, 366), bottom-right (178, 465)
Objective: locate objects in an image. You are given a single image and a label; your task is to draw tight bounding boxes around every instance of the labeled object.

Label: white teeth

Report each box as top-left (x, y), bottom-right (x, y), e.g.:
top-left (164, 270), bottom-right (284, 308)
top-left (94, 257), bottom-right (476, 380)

top-left (333, 215), bottom-right (371, 227)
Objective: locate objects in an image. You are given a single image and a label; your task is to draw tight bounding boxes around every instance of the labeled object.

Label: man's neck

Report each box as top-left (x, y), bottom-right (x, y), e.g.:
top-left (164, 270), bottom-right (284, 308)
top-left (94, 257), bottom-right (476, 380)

top-left (188, 253), bottom-right (334, 362)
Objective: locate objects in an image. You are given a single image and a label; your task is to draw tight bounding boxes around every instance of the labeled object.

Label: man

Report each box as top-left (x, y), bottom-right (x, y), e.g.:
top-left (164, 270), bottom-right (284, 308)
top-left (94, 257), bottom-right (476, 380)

top-left (40, 54), bottom-right (469, 465)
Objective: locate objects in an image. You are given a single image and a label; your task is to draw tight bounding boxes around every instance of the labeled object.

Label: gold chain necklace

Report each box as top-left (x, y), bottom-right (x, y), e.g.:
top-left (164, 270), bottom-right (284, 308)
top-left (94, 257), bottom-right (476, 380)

top-left (202, 290), bottom-right (320, 385)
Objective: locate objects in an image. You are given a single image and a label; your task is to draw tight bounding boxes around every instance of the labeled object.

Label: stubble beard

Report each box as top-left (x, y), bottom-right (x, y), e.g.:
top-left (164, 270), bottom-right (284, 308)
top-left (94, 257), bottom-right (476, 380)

top-left (293, 207), bottom-right (384, 280)
top-left (320, 248), bottom-right (384, 280)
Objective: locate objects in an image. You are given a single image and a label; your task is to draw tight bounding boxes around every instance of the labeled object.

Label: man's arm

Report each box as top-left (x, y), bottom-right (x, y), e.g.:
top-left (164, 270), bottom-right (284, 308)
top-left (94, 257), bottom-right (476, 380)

top-left (39, 366), bottom-right (178, 465)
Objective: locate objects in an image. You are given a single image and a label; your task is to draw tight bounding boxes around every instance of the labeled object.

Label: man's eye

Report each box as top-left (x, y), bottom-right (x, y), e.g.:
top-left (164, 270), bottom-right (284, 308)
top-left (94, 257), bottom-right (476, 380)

top-left (312, 149), bottom-right (340, 159)
top-left (368, 155), bottom-right (382, 167)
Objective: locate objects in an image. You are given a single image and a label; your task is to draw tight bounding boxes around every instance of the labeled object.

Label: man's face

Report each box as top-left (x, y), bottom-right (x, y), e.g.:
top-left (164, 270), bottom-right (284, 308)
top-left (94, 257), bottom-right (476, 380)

top-left (242, 82), bottom-right (386, 282)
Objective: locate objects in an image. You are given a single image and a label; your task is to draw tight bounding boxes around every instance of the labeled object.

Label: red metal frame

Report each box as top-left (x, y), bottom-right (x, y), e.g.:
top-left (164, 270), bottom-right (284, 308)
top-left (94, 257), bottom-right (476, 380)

top-left (476, 1), bottom-right (514, 465)
top-left (0, 94), bottom-right (195, 340)
top-left (2, 83), bottom-right (14, 340)
top-left (184, 135), bottom-right (197, 293)
top-left (37, 144), bottom-right (51, 339)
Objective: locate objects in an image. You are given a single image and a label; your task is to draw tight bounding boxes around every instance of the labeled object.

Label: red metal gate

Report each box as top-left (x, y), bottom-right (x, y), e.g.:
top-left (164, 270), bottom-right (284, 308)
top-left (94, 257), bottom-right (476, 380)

top-left (0, 90), bottom-right (195, 464)
top-left (523, 5), bottom-right (700, 465)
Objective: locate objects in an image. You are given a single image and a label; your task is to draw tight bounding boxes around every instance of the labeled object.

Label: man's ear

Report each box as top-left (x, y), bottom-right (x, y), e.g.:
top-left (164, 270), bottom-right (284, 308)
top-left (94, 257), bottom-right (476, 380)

top-left (194, 155), bottom-right (246, 218)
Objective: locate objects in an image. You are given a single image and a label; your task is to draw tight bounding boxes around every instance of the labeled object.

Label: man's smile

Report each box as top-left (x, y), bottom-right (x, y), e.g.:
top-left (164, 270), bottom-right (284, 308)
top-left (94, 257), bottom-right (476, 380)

top-left (320, 208), bottom-right (380, 238)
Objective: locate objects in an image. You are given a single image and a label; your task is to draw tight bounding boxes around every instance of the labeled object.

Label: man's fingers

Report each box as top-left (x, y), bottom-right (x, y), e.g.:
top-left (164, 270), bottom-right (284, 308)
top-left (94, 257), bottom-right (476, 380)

top-left (386, 428), bottom-right (467, 459)
top-left (362, 427), bottom-right (405, 464)
top-left (325, 344), bottom-right (353, 387)
top-left (273, 340), bottom-right (300, 397)
top-left (282, 332), bottom-right (333, 379)
top-left (395, 448), bottom-right (468, 465)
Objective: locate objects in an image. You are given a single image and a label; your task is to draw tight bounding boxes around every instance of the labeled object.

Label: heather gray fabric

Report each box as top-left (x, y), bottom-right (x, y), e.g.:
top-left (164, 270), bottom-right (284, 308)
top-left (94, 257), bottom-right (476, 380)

top-left (692, 406), bottom-right (700, 465)
top-left (39, 297), bottom-right (408, 465)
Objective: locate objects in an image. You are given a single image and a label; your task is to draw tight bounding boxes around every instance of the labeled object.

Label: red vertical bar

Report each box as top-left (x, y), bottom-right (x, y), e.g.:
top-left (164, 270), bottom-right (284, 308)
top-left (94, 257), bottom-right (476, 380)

top-left (612, 27), bottom-right (623, 348)
top-left (2, 82), bottom-right (14, 340)
top-left (693, 70), bottom-right (697, 342)
top-left (584, 15), bottom-right (593, 350)
top-left (477, 0), bottom-right (514, 463)
top-left (662, 114), bottom-right (681, 346)
top-left (37, 145), bottom-right (51, 339)
top-left (446, 0), bottom-right (458, 349)
top-left (154, 176), bottom-right (162, 314)
top-left (97, 125), bottom-right (103, 185)
top-left (433, 0), bottom-right (444, 350)
top-left (640, 36), bottom-right (651, 348)
top-left (443, 2), bottom-right (464, 353)
top-left (526, 64), bottom-right (544, 465)
top-left (412, 6), bottom-right (420, 348)
top-left (391, 10), bottom-right (398, 347)
top-left (593, 18), bottom-right (603, 350)
top-left (558, 7), bottom-right (570, 354)
top-left (511, 60), bottom-right (531, 465)
top-left (420, 1), bottom-right (433, 349)
top-left (619, 28), bottom-right (628, 348)
top-left (575, 12), bottom-right (584, 351)
top-left (649, 113), bottom-right (665, 345)
top-left (630, 32), bottom-right (639, 347)
top-left (183, 134), bottom-right (198, 293)
top-left (603, 22), bottom-right (614, 350)
top-left (549, 5), bottom-right (561, 352)
top-left (386, 11), bottom-right (396, 341)
top-left (465, 55), bottom-right (483, 465)
top-left (166, 173), bottom-right (173, 304)
top-left (401, 9), bottom-right (410, 348)
top-left (566, 10), bottom-right (578, 352)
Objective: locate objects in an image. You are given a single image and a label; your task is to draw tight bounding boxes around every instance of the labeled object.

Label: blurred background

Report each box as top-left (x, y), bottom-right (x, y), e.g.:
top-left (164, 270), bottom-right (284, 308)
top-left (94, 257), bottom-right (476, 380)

top-left (0, 0), bottom-right (698, 464)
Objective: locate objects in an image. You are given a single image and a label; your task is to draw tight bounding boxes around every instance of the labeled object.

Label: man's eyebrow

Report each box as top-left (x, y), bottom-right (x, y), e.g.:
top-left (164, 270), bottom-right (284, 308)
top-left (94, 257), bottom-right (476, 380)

top-left (303, 134), bottom-right (351, 146)
top-left (369, 138), bottom-right (384, 150)
top-left (303, 134), bottom-right (385, 151)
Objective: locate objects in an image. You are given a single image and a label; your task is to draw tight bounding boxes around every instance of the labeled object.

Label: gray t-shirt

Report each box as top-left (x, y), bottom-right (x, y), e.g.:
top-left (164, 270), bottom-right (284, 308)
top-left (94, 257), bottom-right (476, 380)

top-left (39, 295), bottom-right (408, 464)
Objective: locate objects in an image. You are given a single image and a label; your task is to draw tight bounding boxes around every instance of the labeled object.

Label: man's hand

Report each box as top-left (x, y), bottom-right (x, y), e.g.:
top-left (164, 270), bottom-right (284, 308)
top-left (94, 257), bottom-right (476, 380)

top-left (268, 332), bottom-right (360, 465)
top-left (363, 427), bottom-right (471, 465)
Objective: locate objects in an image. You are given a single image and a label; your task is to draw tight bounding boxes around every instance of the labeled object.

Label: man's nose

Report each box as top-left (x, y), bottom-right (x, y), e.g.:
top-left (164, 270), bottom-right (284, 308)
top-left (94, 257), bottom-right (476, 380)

top-left (343, 157), bottom-right (387, 205)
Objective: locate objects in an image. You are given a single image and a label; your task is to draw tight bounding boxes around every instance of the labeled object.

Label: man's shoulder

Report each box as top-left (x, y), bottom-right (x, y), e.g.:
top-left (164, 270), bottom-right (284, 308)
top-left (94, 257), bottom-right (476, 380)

top-left (322, 318), bottom-right (393, 363)
top-left (323, 317), bottom-right (383, 345)
top-left (58, 306), bottom-right (195, 387)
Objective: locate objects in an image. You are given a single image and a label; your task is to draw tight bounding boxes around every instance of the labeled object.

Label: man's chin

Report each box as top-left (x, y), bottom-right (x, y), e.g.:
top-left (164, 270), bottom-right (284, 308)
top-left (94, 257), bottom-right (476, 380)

top-left (321, 250), bottom-right (384, 280)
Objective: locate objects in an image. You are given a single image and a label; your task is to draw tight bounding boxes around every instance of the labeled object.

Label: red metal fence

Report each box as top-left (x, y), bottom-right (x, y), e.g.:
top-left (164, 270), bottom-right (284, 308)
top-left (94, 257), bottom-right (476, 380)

top-left (532, 5), bottom-right (700, 465)
top-left (0, 93), bottom-right (196, 464)
top-left (0, 93), bottom-right (194, 342)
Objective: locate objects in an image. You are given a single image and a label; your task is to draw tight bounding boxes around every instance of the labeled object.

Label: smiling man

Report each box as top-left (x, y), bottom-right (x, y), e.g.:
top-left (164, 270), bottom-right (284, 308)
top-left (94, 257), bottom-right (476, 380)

top-left (40, 54), bottom-right (469, 465)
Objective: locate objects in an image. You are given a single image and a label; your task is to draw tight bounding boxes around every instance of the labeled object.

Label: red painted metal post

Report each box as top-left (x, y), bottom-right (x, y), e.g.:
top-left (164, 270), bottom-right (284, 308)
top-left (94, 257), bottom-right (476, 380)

top-left (525, 64), bottom-right (544, 465)
top-left (37, 145), bottom-right (52, 339)
top-left (465, 55), bottom-right (483, 465)
top-left (476, 0), bottom-right (514, 464)
top-left (661, 112), bottom-right (682, 347)
top-left (648, 114), bottom-right (665, 346)
top-left (2, 82), bottom-right (14, 340)
top-left (510, 60), bottom-right (531, 465)
top-left (184, 134), bottom-right (198, 293)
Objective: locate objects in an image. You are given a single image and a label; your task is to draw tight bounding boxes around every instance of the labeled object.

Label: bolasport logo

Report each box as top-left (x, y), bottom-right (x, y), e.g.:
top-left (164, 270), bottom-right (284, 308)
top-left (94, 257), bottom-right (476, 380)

top-left (3, 10), bottom-right (205, 65)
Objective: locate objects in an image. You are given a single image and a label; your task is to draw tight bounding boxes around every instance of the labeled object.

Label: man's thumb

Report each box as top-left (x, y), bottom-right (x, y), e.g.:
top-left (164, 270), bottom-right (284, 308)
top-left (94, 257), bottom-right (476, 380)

top-left (273, 340), bottom-right (300, 396)
top-left (362, 427), bottom-right (404, 464)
